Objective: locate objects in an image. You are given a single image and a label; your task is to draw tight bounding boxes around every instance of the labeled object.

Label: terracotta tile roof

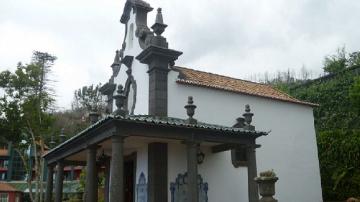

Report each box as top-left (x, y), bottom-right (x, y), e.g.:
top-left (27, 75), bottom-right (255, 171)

top-left (0, 149), bottom-right (8, 156)
top-left (0, 182), bottom-right (19, 192)
top-left (173, 66), bottom-right (317, 107)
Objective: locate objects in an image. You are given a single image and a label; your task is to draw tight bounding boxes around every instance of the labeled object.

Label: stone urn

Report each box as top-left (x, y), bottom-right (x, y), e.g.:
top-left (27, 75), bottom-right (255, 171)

top-left (255, 170), bottom-right (278, 202)
top-left (89, 112), bottom-right (100, 124)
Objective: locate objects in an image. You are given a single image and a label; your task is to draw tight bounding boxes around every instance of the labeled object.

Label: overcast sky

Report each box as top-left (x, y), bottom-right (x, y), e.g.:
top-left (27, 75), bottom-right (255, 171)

top-left (1, 0), bottom-right (360, 110)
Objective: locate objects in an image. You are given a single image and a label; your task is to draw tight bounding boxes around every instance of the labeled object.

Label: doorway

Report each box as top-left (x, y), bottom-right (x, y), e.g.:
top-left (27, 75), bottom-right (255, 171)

top-left (124, 153), bottom-right (136, 202)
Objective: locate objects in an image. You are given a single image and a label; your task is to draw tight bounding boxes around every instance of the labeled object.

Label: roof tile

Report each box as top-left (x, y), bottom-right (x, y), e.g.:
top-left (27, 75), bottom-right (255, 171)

top-left (0, 182), bottom-right (19, 192)
top-left (173, 66), bottom-right (316, 107)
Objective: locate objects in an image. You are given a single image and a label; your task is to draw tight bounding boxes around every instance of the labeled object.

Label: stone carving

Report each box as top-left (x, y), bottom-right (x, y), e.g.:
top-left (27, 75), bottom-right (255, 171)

top-left (136, 172), bottom-right (147, 202)
top-left (124, 76), bottom-right (137, 115)
top-left (243, 104), bottom-right (255, 131)
top-left (170, 173), bottom-right (208, 202)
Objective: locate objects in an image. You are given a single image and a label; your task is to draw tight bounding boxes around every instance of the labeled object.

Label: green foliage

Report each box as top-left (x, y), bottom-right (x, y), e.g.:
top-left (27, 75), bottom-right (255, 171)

top-left (323, 47), bottom-right (347, 74)
top-left (72, 84), bottom-right (106, 113)
top-left (50, 110), bottom-right (89, 144)
top-left (349, 76), bottom-right (360, 111)
top-left (285, 49), bottom-right (360, 200)
top-left (317, 130), bottom-right (360, 200)
top-left (0, 51), bottom-right (57, 202)
top-left (291, 71), bottom-right (359, 130)
top-left (0, 52), bottom-right (56, 145)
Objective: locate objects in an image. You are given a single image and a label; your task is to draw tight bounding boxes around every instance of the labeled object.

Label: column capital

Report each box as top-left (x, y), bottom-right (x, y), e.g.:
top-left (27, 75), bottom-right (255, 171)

top-left (111, 134), bottom-right (126, 143)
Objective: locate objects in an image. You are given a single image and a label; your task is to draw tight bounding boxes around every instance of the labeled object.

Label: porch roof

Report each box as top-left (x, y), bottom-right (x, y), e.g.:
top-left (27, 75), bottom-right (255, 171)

top-left (44, 115), bottom-right (268, 164)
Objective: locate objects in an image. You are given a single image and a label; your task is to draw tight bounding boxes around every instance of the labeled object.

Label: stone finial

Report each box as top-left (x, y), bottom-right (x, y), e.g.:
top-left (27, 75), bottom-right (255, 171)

top-left (111, 50), bottom-right (121, 68)
top-left (49, 134), bottom-right (56, 148)
top-left (255, 170), bottom-right (279, 202)
top-left (113, 85), bottom-right (128, 116)
top-left (89, 112), bottom-right (100, 124)
top-left (243, 104), bottom-right (255, 130)
top-left (155, 8), bottom-right (164, 24)
top-left (59, 128), bottom-right (66, 143)
top-left (233, 117), bottom-right (245, 128)
top-left (185, 96), bottom-right (197, 124)
top-left (151, 8), bottom-right (168, 36)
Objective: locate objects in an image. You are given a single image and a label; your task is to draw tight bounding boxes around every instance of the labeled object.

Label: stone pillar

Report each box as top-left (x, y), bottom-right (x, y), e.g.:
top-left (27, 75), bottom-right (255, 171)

top-left (186, 142), bottom-right (199, 202)
top-left (247, 146), bottom-right (259, 202)
top-left (136, 8), bottom-right (182, 116)
top-left (109, 135), bottom-right (124, 202)
top-left (104, 158), bottom-right (111, 202)
top-left (148, 143), bottom-right (168, 202)
top-left (45, 164), bottom-right (54, 202)
top-left (85, 145), bottom-right (98, 202)
top-left (54, 160), bottom-right (64, 202)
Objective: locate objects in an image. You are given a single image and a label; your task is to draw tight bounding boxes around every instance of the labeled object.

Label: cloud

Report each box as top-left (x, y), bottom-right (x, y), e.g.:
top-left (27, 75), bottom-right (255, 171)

top-left (1, 0), bottom-right (360, 109)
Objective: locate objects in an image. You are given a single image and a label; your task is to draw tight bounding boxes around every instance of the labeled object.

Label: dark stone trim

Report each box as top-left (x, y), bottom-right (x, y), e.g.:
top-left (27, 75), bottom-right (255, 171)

top-left (136, 46), bottom-right (182, 65)
top-left (122, 55), bottom-right (134, 68)
top-left (100, 83), bottom-right (117, 96)
top-left (148, 143), bottom-right (167, 202)
top-left (231, 148), bottom-right (248, 167)
top-left (247, 146), bottom-right (259, 202)
top-left (45, 164), bottom-right (54, 202)
top-left (211, 143), bottom-right (245, 153)
top-left (186, 141), bottom-right (199, 202)
top-left (85, 145), bottom-right (98, 202)
top-left (109, 135), bottom-right (125, 202)
top-left (45, 120), bottom-right (117, 165)
top-left (120, 0), bottom-right (132, 23)
top-left (54, 160), bottom-right (64, 202)
top-left (136, 45), bottom-right (182, 116)
top-left (44, 119), bottom-right (258, 165)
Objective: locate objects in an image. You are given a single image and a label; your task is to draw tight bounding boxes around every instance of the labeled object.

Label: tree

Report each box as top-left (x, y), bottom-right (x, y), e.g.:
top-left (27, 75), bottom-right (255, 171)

top-left (72, 83), bottom-right (106, 114)
top-left (0, 51), bottom-right (57, 202)
top-left (323, 47), bottom-right (347, 74)
top-left (282, 48), bottom-right (360, 200)
top-left (348, 52), bottom-right (360, 67)
top-left (350, 76), bottom-right (360, 112)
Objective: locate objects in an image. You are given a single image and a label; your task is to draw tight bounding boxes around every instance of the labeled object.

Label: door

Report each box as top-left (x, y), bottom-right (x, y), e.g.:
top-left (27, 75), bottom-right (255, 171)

top-left (124, 155), bottom-right (135, 202)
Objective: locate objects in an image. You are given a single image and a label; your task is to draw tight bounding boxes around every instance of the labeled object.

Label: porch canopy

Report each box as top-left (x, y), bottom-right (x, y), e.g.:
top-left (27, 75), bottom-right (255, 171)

top-left (43, 114), bottom-right (268, 202)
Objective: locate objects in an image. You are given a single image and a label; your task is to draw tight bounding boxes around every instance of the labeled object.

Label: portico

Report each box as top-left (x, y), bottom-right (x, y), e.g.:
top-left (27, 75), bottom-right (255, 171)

top-left (43, 100), bottom-right (267, 202)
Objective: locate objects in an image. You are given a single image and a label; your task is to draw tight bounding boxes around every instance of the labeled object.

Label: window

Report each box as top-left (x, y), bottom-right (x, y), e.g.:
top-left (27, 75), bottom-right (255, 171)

top-left (128, 23), bottom-right (134, 49)
top-left (15, 193), bottom-right (20, 202)
top-left (231, 148), bottom-right (247, 167)
top-left (0, 172), bottom-right (6, 180)
top-left (0, 193), bottom-right (9, 202)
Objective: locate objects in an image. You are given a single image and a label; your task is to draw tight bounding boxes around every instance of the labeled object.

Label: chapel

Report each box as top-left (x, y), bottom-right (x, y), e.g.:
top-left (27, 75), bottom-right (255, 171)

top-left (43, 0), bottom-right (323, 202)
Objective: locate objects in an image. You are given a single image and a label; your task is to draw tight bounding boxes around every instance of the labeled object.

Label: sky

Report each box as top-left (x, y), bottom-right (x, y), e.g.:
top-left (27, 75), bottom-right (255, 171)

top-left (1, 0), bottom-right (360, 110)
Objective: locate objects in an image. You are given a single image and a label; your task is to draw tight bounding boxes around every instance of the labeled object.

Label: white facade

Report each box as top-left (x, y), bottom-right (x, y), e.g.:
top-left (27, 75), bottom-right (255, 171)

top-left (112, 3), bottom-right (323, 202)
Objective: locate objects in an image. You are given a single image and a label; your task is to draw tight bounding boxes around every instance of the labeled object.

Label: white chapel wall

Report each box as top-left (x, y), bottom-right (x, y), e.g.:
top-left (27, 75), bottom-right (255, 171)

top-left (113, 10), bottom-right (149, 115)
top-left (167, 70), bottom-right (323, 202)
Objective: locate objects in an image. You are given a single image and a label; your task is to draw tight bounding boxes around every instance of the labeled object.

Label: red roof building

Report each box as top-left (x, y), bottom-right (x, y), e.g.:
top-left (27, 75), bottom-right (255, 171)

top-left (0, 182), bottom-right (22, 202)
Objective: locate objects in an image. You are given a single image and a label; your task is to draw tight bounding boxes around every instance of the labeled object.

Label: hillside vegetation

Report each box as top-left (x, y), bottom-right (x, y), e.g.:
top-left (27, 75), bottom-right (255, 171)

top-left (273, 49), bottom-right (360, 200)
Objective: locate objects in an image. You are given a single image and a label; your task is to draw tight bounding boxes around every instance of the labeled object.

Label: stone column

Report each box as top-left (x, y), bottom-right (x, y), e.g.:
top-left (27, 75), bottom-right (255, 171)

top-left (247, 146), bottom-right (259, 202)
top-left (54, 160), bottom-right (64, 202)
top-left (85, 145), bottom-right (98, 202)
top-left (45, 164), bottom-right (54, 202)
top-left (109, 135), bottom-right (124, 202)
top-left (148, 143), bottom-right (168, 202)
top-left (186, 142), bottom-right (199, 202)
top-left (104, 158), bottom-right (111, 202)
